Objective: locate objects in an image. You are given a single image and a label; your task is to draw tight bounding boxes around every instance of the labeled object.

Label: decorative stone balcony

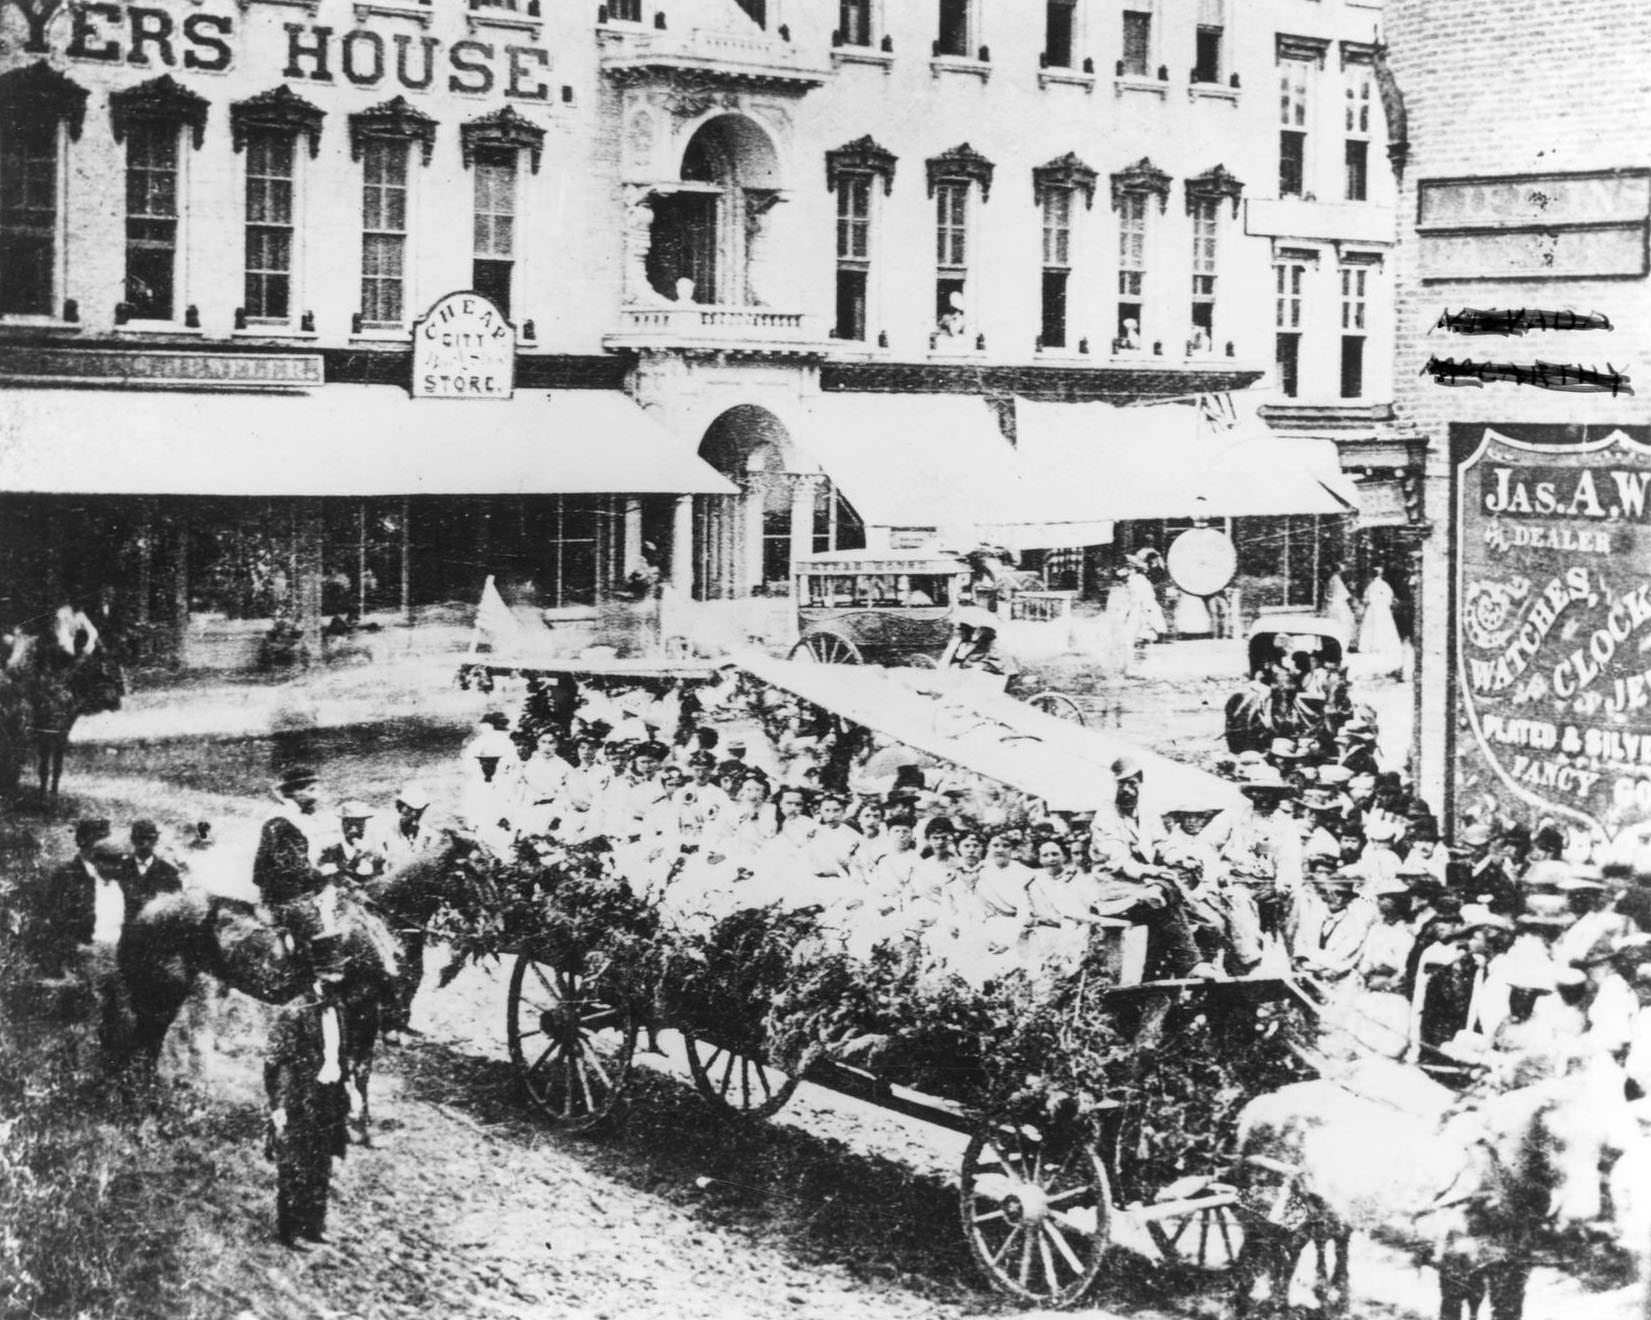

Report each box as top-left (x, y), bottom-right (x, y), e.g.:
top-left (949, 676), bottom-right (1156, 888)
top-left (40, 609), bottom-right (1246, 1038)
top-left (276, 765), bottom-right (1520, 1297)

top-left (599, 25), bottom-right (830, 94)
top-left (603, 303), bottom-right (825, 356)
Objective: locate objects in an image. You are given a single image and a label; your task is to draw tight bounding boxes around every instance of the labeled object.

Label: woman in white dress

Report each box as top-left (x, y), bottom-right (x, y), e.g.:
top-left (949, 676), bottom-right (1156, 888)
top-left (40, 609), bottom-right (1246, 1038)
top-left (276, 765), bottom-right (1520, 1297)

top-left (1323, 562), bottom-right (1355, 635)
top-left (1356, 566), bottom-right (1403, 673)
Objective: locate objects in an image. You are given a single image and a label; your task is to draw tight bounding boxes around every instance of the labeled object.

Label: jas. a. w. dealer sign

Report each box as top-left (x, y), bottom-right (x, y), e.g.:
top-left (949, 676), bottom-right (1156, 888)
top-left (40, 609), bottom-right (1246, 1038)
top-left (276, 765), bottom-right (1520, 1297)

top-left (1452, 424), bottom-right (1651, 840)
top-left (411, 292), bottom-right (514, 399)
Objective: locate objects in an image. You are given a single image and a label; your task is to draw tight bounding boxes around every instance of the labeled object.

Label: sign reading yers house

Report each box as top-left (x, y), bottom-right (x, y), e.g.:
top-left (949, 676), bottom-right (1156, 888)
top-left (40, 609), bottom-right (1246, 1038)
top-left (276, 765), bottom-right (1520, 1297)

top-left (1454, 425), bottom-right (1651, 839)
top-left (411, 292), bottom-right (514, 400)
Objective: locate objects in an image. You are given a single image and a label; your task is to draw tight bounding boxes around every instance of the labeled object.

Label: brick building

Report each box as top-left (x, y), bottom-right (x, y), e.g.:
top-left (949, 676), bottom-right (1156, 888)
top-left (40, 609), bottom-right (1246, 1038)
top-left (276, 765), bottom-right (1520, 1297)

top-left (1384, 0), bottom-right (1651, 838)
top-left (0, 0), bottom-right (1402, 669)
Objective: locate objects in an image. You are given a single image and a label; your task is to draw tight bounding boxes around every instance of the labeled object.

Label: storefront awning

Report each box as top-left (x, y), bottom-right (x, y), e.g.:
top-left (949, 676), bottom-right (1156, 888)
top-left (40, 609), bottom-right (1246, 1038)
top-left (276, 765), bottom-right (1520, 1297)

top-left (800, 394), bottom-right (1112, 550)
top-left (1013, 397), bottom-right (1359, 521)
top-left (0, 386), bottom-right (738, 497)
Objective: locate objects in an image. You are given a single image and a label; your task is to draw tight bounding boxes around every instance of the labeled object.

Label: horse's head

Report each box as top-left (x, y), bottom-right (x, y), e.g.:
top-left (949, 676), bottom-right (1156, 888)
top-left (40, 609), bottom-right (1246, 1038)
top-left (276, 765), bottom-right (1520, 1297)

top-left (1472, 1056), bottom-right (1638, 1249)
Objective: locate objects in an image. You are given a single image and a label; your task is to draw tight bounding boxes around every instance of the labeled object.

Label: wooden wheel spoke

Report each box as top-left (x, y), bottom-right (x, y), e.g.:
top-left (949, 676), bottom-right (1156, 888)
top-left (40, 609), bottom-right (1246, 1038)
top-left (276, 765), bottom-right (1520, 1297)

top-left (1016, 1229), bottom-right (1033, 1287)
top-left (717, 1054), bottom-right (737, 1098)
top-left (1036, 1232), bottom-right (1060, 1292)
top-left (1215, 1208), bottom-right (1237, 1259)
top-left (1043, 1220), bottom-right (1087, 1276)
top-left (529, 963), bottom-right (559, 1002)
top-left (970, 1208), bottom-right (1008, 1225)
top-left (739, 1060), bottom-right (751, 1109)
top-left (581, 1045), bottom-right (614, 1091)
top-left (573, 1056), bottom-right (597, 1114)
top-left (989, 1223), bottom-right (1024, 1268)
top-left (526, 1040), bottom-right (562, 1077)
top-left (754, 1065), bottom-right (774, 1099)
top-left (1045, 1184), bottom-right (1093, 1208)
top-left (1167, 1215), bottom-right (1193, 1249)
top-left (580, 1004), bottom-right (621, 1031)
top-left (1196, 1210), bottom-right (1211, 1263)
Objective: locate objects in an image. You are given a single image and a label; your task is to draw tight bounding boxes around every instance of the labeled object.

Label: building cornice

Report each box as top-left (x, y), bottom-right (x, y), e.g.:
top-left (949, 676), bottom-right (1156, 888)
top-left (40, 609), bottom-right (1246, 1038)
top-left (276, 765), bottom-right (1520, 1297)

top-left (0, 62), bottom-right (88, 141)
top-left (821, 360), bottom-right (1263, 402)
top-left (926, 143), bottom-right (995, 201)
top-left (1033, 153), bottom-right (1099, 210)
top-left (110, 74), bottom-right (210, 150)
top-left (1111, 157), bottom-right (1172, 213)
top-left (826, 135), bottom-right (897, 195)
top-left (230, 85), bottom-right (326, 159)
top-left (348, 95), bottom-right (438, 166)
top-left (460, 105), bottom-right (546, 173)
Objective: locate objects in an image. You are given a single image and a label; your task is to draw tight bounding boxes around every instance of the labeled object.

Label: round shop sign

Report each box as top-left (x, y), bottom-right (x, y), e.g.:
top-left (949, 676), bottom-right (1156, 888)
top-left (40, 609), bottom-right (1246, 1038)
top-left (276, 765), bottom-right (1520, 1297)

top-left (1167, 526), bottom-right (1238, 597)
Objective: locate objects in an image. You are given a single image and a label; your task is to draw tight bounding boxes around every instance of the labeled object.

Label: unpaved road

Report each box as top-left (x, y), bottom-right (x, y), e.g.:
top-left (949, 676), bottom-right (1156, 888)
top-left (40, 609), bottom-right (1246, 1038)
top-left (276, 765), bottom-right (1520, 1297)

top-left (10, 669), bottom-right (1634, 1320)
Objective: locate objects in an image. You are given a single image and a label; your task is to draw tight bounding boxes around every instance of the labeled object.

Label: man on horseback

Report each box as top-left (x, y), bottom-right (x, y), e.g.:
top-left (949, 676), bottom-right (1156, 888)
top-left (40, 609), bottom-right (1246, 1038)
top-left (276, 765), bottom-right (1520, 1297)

top-left (254, 765), bottom-right (346, 1083)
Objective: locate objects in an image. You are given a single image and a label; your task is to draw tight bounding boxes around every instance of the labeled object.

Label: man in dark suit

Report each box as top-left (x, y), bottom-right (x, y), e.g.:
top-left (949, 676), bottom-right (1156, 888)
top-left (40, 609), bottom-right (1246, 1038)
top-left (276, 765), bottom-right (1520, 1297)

top-left (117, 819), bottom-right (182, 921)
top-left (265, 1003), bottom-right (348, 1249)
top-left (27, 818), bottom-right (116, 977)
top-left (254, 766), bottom-right (344, 1083)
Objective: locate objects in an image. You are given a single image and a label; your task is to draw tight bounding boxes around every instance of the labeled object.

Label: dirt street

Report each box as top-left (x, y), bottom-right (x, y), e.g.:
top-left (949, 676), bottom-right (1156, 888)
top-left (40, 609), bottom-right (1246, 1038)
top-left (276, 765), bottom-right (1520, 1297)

top-left (6, 661), bottom-right (1635, 1319)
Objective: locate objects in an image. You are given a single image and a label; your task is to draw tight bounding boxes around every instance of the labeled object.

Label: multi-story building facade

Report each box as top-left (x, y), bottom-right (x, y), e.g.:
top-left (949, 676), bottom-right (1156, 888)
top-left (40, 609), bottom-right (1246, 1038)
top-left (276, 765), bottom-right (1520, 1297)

top-left (0, 0), bottom-right (1404, 667)
top-left (1385, 0), bottom-right (1651, 836)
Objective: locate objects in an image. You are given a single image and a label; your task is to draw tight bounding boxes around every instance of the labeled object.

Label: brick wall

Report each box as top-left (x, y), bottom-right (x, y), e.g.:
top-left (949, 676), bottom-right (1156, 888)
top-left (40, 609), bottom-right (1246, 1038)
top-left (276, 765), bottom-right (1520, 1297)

top-left (1384, 0), bottom-right (1651, 812)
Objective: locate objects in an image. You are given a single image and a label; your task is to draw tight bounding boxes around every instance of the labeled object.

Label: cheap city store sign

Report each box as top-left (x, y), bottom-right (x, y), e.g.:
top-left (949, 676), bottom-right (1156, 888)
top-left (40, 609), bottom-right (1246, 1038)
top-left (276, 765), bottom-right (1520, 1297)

top-left (8, 1), bottom-right (555, 99)
top-left (1453, 425), bottom-right (1651, 838)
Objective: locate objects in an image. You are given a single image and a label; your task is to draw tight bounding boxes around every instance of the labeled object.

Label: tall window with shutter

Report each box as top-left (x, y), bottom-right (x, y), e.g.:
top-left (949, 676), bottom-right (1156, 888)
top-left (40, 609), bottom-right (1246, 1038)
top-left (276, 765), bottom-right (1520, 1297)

top-left (1274, 260), bottom-right (1305, 397)
top-left (1344, 61), bottom-right (1372, 201)
top-left (1116, 191), bottom-right (1146, 347)
top-left (835, 172), bottom-right (871, 341)
top-left (1194, 0), bottom-right (1223, 82)
top-left (1190, 197), bottom-right (1217, 345)
top-left (1339, 264), bottom-right (1367, 398)
top-left (125, 121), bottom-right (180, 321)
top-left (361, 138), bottom-right (408, 327)
top-left (1278, 57), bottom-right (1311, 197)
top-left (1121, 9), bottom-right (1151, 76)
top-left (472, 146), bottom-right (516, 319)
top-left (0, 119), bottom-right (58, 316)
top-left (244, 130), bottom-right (294, 323)
top-left (1041, 186), bottom-right (1072, 348)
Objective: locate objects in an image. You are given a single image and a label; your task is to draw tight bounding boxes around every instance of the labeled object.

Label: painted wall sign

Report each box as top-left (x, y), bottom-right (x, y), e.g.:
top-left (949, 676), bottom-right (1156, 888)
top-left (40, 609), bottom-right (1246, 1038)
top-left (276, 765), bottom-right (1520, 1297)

top-left (1417, 171), bottom-right (1651, 282)
top-left (1452, 424), bottom-right (1651, 840)
top-left (1166, 526), bottom-right (1237, 597)
top-left (7, 2), bottom-right (556, 99)
top-left (411, 292), bottom-right (514, 399)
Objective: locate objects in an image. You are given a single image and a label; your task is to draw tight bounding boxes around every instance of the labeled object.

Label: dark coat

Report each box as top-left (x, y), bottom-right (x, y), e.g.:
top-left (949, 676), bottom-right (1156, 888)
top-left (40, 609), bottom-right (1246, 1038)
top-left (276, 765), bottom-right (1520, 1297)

top-left (116, 853), bottom-right (182, 917)
top-left (28, 856), bottom-right (99, 973)
top-left (254, 814), bottom-right (320, 910)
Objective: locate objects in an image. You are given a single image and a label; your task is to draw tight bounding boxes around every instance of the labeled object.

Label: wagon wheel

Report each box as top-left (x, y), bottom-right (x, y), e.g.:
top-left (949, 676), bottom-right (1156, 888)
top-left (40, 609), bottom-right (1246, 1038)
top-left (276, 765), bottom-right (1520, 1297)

top-left (1110, 1111), bottom-right (1246, 1274)
top-left (788, 633), bottom-right (864, 665)
top-left (1024, 691), bottom-right (1087, 726)
top-left (680, 1031), bottom-right (799, 1119)
top-left (506, 951), bottom-right (637, 1132)
top-left (960, 1118), bottom-right (1112, 1308)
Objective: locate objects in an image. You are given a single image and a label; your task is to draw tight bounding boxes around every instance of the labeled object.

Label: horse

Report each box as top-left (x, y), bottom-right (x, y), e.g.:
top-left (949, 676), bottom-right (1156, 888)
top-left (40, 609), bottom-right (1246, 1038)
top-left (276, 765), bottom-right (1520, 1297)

top-left (2, 634), bottom-right (125, 798)
top-left (1230, 1053), bottom-right (1639, 1319)
top-left (115, 837), bottom-right (479, 1122)
top-left (117, 888), bottom-right (401, 1143)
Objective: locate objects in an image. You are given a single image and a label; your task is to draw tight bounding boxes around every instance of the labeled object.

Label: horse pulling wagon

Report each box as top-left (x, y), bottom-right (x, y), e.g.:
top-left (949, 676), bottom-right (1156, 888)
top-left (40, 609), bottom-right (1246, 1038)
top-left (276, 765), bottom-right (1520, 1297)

top-left (453, 654), bottom-right (1316, 1309)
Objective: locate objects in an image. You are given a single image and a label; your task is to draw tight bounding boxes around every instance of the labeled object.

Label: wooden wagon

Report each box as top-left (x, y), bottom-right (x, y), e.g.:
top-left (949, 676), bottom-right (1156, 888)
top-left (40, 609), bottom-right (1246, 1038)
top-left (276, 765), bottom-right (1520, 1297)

top-left (481, 658), bottom-right (1311, 1308)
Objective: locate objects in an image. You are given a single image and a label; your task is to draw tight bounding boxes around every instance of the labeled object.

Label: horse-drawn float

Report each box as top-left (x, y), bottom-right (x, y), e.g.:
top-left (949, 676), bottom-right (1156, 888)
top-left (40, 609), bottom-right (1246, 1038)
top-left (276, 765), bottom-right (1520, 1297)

top-left (434, 654), bottom-right (1326, 1309)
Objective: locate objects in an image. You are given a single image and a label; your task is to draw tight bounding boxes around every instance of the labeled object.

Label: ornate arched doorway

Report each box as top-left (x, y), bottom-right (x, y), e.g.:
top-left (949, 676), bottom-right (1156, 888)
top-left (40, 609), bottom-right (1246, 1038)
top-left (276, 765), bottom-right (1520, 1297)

top-left (693, 405), bottom-right (811, 600)
top-left (646, 114), bottom-right (782, 308)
